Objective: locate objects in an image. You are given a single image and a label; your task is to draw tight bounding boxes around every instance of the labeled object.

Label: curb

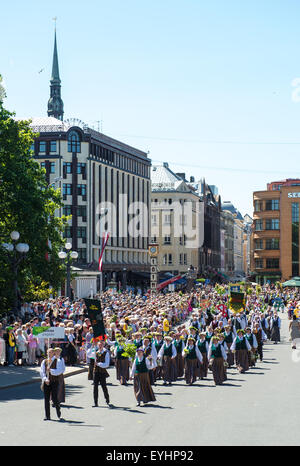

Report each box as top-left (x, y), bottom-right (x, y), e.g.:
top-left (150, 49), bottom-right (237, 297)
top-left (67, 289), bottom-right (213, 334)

top-left (0, 367), bottom-right (88, 391)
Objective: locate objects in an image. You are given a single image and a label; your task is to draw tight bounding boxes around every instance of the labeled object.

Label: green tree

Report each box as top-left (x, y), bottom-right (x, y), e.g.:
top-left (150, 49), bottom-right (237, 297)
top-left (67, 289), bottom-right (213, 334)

top-left (0, 92), bottom-right (68, 315)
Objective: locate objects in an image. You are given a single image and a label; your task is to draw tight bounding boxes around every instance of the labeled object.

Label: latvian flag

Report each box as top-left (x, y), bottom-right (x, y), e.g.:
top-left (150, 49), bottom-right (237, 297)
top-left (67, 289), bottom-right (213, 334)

top-left (98, 232), bottom-right (110, 272)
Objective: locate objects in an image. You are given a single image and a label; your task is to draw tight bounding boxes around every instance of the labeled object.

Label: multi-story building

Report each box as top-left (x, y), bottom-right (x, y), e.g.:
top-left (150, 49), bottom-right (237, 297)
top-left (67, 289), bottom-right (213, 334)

top-left (29, 30), bottom-right (152, 290)
top-left (221, 209), bottom-right (235, 277)
top-left (151, 163), bottom-right (204, 276)
top-left (251, 179), bottom-right (300, 284)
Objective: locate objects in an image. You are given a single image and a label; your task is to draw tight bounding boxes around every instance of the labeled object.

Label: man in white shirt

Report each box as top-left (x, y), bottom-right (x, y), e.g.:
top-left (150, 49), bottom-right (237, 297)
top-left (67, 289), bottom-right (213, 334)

top-left (40, 348), bottom-right (65, 420)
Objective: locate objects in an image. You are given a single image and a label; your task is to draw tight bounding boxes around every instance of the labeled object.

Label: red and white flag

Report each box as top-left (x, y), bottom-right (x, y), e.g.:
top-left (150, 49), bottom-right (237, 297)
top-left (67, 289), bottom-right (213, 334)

top-left (98, 232), bottom-right (110, 272)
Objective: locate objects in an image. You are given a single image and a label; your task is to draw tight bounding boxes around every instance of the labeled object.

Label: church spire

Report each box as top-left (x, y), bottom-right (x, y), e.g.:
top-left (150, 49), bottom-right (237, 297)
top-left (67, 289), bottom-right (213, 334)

top-left (47, 24), bottom-right (64, 121)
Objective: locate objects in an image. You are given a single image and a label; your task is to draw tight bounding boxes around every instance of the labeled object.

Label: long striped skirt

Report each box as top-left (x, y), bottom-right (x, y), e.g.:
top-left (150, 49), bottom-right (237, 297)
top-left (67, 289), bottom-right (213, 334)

top-left (115, 358), bottom-right (130, 384)
top-left (199, 353), bottom-right (208, 379)
top-left (133, 372), bottom-right (156, 403)
top-left (162, 356), bottom-right (176, 382)
top-left (235, 349), bottom-right (249, 373)
top-left (209, 357), bottom-right (226, 385)
top-left (184, 358), bottom-right (198, 385)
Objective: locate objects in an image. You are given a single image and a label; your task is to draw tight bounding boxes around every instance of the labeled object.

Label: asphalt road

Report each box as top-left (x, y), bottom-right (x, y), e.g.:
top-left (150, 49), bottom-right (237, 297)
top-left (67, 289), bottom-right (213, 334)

top-left (1, 312), bottom-right (300, 446)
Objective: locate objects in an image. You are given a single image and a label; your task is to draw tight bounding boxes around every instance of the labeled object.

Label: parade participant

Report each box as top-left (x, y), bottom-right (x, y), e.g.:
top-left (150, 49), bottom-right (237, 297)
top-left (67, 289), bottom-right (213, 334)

top-left (153, 331), bottom-right (164, 381)
top-left (157, 335), bottom-right (177, 385)
top-left (231, 329), bottom-right (251, 373)
top-left (40, 348), bottom-right (64, 420)
top-left (270, 312), bottom-right (281, 344)
top-left (252, 323), bottom-right (267, 361)
top-left (86, 339), bottom-right (97, 382)
top-left (114, 337), bottom-right (130, 386)
top-left (142, 335), bottom-right (157, 385)
top-left (130, 348), bottom-right (156, 407)
top-left (173, 333), bottom-right (185, 379)
top-left (53, 347), bottom-right (66, 404)
top-left (207, 336), bottom-right (227, 386)
top-left (289, 314), bottom-right (300, 349)
top-left (245, 327), bottom-right (258, 367)
top-left (197, 332), bottom-right (209, 379)
top-left (224, 325), bottom-right (235, 367)
top-left (93, 340), bottom-right (110, 407)
top-left (182, 337), bottom-right (203, 385)
top-left (133, 332), bottom-right (143, 349)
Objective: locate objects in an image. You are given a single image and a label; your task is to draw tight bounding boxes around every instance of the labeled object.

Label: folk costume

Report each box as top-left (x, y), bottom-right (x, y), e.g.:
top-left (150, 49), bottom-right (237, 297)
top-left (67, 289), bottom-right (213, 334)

top-left (197, 335), bottom-right (209, 379)
top-left (157, 337), bottom-right (177, 385)
top-left (40, 354), bottom-right (65, 420)
top-left (224, 328), bottom-right (235, 367)
top-left (173, 336), bottom-right (185, 378)
top-left (130, 349), bottom-right (156, 406)
top-left (270, 315), bottom-right (281, 344)
top-left (142, 338), bottom-right (157, 385)
top-left (114, 340), bottom-right (130, 385)
top-left (245, 329), bottom-right (258, 367)
top-left (182, 338), bottom-right (203, 385)
top-left (207, 338), bottom-right (227, 386)
top-left (153, 334), bottom-right (164, 381)
top-left (230, 332), bottom-right (251, 373)
top-left (93, 347), bottom-right (110, 407)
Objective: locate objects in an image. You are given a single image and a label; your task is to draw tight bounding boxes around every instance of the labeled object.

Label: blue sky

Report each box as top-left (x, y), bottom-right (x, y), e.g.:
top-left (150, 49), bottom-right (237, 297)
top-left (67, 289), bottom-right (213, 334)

top-left (2, 0), bottom-right (300, 215)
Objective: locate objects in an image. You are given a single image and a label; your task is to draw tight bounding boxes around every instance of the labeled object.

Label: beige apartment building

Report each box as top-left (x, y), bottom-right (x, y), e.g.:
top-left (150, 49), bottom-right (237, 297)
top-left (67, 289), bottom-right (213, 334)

top-left (151, 163), bottom-right (204, 277)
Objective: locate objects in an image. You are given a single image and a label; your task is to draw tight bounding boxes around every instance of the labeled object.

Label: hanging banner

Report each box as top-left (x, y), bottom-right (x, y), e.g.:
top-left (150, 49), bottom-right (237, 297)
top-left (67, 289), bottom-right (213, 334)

top-left (84, 298), bottom-right (106, 340)
top-left (229, 291), bottom-right (246, 314)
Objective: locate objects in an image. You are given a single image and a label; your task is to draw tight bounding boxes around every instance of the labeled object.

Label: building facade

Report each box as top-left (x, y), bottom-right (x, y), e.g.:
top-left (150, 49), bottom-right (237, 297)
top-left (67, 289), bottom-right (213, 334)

top-left (151, 163), bottom-right (204, 277)
top-left (251, 179), bottom-right (300, 284)
top-left (29, 31), bottom-right (152, 290)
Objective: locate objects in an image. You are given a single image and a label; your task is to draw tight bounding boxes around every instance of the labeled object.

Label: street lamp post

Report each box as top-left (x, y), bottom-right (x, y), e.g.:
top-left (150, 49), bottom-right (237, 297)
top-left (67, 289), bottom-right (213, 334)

top-left (1, 231), bottom-right (29, 314)
top-left (58, 242), bottom-right (78, 299)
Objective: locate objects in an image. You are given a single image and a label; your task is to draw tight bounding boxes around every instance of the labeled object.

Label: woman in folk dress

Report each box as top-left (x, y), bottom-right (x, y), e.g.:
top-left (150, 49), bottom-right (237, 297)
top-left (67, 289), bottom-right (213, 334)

top-left (130, 348), bottom-right (156, 407)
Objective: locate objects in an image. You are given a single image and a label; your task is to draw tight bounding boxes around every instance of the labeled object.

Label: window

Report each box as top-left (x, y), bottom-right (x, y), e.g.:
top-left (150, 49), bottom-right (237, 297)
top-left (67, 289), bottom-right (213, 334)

top-left (255, 239), bottom-right (263, 250)
top-left (63, 184), bottom-right (72, 197)
top-left (77, 163), bottom-right (86, 178)
top-left (68, 130), bottom-right (81, 153)
top-left (63, 205), bottom-right (72, 216)
top-left (266, 238), bottom-right (279, 250)
top-left (50, 162), bottom-right (55, 174)
top-left (164, 214), bottom-right (172, 225)
top-left (254, 201), bottom-right (262, 212)
top-left (77, 205), bottom-right (87, 221)
top-left (179, 235), bottom-right (186, 246)
top-left (164, 236), bottom-right (171, 245)
top-left (39, 141), bottom-right (46, 153)
top-left (179, 253), bottom-right (187, 265)
top-left (255, 259), bottom-right (263, 269)
top-left (50, 141), bottom-right (57, 152)
top-left (63, 226), bottom-right (72, 238)
top-left (266, 219), bottom-right (280, 230)
top-left (265, 199), bottom-right (279, 211)
top-left (77, 185), bottom-right (86, 197)
top-left (266, 258), bottom-right (279, 269)
top-left (151, 215), bottom-right (157, 226)
top-left (255, 219), bottom-right (263, 231)
top-left (163, 253), bottom-right (173, 265)
top-left (77, 227), bottom-right (87, 243)
top-left (63, 162), bottom-right (72, 177)
top-left (77, 248), bottom-right (87, 262)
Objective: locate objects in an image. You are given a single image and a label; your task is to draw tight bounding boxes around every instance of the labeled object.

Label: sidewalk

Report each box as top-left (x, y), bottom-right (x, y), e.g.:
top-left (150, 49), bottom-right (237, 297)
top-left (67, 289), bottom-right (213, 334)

top-left (0, 364), bottom-right (88, 390)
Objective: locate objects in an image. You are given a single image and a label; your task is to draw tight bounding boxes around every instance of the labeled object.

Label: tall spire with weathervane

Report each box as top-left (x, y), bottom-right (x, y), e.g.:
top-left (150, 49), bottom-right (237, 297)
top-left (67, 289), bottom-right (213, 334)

top-left (47, 19), bottom-right (64, 121)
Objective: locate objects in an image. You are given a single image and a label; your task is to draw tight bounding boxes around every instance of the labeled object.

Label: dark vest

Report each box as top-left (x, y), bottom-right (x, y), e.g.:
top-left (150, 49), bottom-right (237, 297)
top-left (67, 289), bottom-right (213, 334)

top-left (185, 346), bottom-right (197, 360)
top-left (163, 343), bottom-right (173, 357)
top-left (235, 337), bottom-right (247, 351)
top-left (135, 356), bottom-right (148, 373)
top-left (211, 344), bottom-right (223, 359)
top-left (198, 340), bottom-right (207, 354)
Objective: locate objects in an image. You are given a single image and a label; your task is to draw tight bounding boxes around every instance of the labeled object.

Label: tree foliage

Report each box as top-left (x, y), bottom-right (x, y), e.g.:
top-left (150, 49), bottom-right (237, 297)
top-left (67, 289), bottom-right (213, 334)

top-left (0, 93), bottom-right (68, 315)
